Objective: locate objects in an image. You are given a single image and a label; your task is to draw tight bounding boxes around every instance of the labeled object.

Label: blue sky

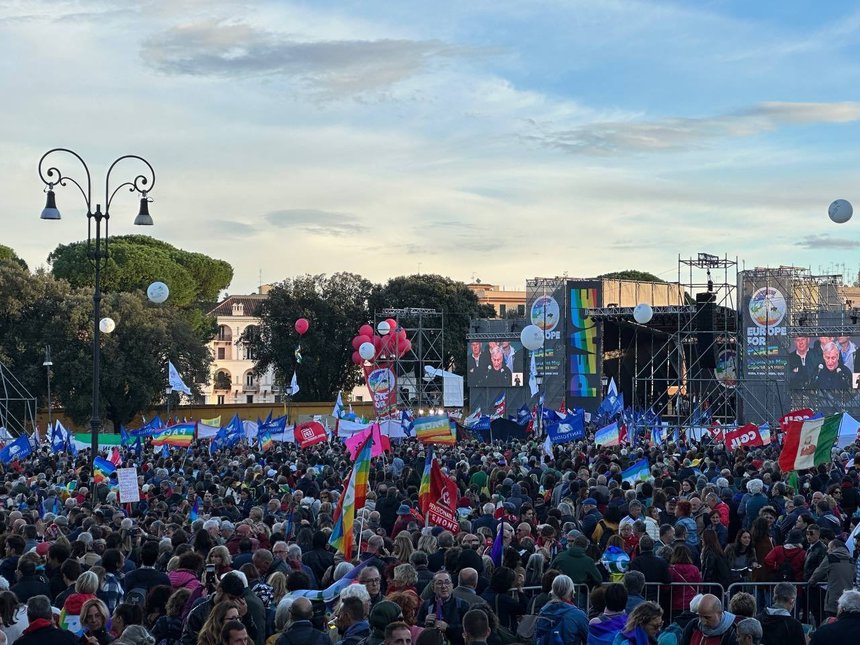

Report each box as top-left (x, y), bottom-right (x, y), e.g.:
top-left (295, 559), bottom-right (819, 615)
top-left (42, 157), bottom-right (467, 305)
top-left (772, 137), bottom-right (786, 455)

top-left (3, 0), bottom-right (860, 293)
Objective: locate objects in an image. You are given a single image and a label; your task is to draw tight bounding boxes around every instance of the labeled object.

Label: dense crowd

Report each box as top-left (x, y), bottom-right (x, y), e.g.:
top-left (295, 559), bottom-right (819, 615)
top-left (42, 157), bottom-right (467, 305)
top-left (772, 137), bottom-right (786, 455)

top-left (0, 431), bottom-right (857, 645)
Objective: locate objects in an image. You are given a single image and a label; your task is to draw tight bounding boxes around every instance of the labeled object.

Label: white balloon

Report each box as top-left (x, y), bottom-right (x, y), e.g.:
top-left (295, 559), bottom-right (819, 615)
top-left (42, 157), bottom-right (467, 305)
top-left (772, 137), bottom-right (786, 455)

top-left (376, 321), bottom-right (391, 336)
top-left (520, 324), bottom-right (544, 351)
top-left (829, 199), bottom-right (853, 224)
top-left (358, 342), bottom-right (376, 360)
top-left (99, 317), bottom-right (116, 334)
top-left (147, 281), bottom-right (170, 304)
top-left (633, 303), bottom-right (653, 324)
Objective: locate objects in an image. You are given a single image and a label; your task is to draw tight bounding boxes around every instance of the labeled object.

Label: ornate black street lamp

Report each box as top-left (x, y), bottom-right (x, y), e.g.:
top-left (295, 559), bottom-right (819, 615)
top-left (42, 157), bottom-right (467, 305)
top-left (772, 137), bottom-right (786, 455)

top-left (38, 149), bottom-right (155, 492)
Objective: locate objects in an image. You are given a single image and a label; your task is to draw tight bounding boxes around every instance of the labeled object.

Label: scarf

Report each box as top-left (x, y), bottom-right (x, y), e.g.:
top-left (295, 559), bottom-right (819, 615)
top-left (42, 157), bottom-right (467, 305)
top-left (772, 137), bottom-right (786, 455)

top-left (699, 610), bottom-right (736, 637)
top-left (22, 619), bottom-right (53, 635)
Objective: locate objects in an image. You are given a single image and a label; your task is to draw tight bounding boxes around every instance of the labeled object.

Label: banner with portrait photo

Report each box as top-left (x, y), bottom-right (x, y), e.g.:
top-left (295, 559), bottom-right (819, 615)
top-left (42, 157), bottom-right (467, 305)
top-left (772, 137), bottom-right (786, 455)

top-left (466, 338), bottom-right (525, 388)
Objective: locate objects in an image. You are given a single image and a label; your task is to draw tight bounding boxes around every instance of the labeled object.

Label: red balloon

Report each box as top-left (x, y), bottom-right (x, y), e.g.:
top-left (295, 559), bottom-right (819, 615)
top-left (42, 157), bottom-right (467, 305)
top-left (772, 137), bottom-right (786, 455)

top-left (352, 351), bottom-right (363, 365)
top-left (352, 335), bottom-right (371, 350)
top-left (385, 318), bottom-right (398, 332)
top-left (398, 328), bottom-right (408, 340)
top-left (359, 324), bottom-right (374, 338)
top-left (372, 336), bottom-right (383, 353)
top-left (398, 339), bottom-right (412, 356)
top-left (295, 318), bottom-right (309, 335)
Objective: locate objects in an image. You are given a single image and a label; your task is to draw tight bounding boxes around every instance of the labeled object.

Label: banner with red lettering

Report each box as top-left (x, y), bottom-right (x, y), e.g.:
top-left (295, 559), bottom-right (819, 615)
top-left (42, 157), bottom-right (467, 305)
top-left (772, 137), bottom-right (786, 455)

top-left (427, 459), bottom-right (460, 533)
top-left (724, 423), bottom-right (764, 451)
top-left (779, 409), bottom-right (814, 434)
top-left (295, 421), bottom-right (328, 448)
top-left (362, 364), bottom-right (398, 419)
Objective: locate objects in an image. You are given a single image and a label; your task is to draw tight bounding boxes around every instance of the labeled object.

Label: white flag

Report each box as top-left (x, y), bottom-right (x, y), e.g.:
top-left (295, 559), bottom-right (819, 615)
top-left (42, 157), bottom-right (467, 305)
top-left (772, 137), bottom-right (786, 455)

top-left (289, 371), bottom-right (300, 396)
top-left (332, 391), bottom-right (344, 418)
top-left (543, 434), bottom-right (554, 461)
top-left (529, 353), bottom-right (539, 397)
top-left (168, 361), bottom-right (191, 395)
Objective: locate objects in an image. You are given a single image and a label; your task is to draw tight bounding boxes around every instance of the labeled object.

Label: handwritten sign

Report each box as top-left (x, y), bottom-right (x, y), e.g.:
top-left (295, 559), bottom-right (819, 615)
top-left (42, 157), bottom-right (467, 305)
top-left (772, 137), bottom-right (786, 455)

top-left (117, 467), bottom-right (140, 503)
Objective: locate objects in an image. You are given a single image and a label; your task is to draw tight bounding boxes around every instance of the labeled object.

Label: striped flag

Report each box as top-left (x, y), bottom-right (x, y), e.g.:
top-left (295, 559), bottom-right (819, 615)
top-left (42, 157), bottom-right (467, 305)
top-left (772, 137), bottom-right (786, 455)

top-left (493, 392), bottom-right (506, 418)
top-left (328, 434), bottom-right (373, 561)
top-left (152, 422), bottom-right (196, 447)
top-left (418, 446), bottom-right (434, 514)
top-left (779, 414), bottom-right (840, 472)
top-left (93, 456), bottom-right (116, 484)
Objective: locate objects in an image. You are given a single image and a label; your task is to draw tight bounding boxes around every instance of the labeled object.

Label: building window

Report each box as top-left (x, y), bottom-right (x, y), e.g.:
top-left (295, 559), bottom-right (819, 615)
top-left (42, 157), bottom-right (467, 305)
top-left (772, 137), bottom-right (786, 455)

top-left (217, 347), bottom-right (225, 360)
top-left (355, 395), bottom-right (364, 402)
top-left (217, 395), bottom-right (225, 405)
top-left (246, 394), bottom-right (254, 404)
top-left (499, 304), bottom-right (507, 316)
top-left (217, 325), bottom-right (231, 341)
top-left (245, 373), bottom-right (255, 386)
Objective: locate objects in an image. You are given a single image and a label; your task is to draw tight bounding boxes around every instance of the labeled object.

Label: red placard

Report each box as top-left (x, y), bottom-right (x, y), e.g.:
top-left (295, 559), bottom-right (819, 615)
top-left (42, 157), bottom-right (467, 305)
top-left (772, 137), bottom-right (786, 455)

top-left (724, 423), bottom-right (763, 451)
top-left (295, 421), bottom-right (327, 448)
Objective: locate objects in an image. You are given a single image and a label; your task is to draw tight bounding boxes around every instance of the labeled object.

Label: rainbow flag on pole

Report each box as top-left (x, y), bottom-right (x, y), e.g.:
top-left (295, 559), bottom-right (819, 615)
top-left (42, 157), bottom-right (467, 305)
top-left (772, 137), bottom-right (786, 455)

top-left (418, 446), bottom-right (434, 514)
top-left (151, 422), bottom-right (196, 447)
top-left (328, 434), bottom-right (373, 561)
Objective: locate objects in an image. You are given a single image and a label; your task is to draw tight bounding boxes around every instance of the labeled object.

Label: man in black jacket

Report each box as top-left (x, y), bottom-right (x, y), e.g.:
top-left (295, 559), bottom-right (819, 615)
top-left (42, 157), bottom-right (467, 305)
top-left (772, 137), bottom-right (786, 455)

top-left (628, 536), bottom-right (671, 601)
top-left (417, 571), bottom-right (469, 645)
top-left (11, 559), bottom-right (50, 603)
top-left (302, 532), bottom-right (334, 585)
top-left (758, 582), bottom-right (805, 645)
top-left (122, 540), bottom-right (171, 597)
top-left (14, 595), bottom-right (78, 645)
top-left (276, 598), bottom-right (330, 645)
top-left (810, 589), bottom-right (860, 644)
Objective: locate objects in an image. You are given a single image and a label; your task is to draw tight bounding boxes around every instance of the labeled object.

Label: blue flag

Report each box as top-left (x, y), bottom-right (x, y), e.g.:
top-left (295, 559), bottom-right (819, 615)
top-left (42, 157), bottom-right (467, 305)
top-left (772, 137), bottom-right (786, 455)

top-left (161, 443), bottom-right (169, 458)
top-left (400, 409), bottom-right (415, 437)
top-left (225, 414), bottom-right (244, 447)
top-left (515, 404), bottom-right (532, 426)
top-left (132, 437), bottom-right (142, 460)
top-left (51, 421), bottom-right (68, 453)
top-left (119, 425), bottom-right (130, 446)
top-left (66, 433), bottom-right (78, 457)
top-left (0, 435), bottom-right (32, 464)
top-left (190, 496), bottom-right (200, 522)
top-left (546, 410), bottom-right (586, 444)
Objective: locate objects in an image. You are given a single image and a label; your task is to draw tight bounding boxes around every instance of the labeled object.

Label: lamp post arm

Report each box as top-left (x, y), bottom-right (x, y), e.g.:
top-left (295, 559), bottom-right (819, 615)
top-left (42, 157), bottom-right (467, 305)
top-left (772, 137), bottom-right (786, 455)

top-left (38, 148), bottom-right (93, 209)
top-left (104, 155), bottom-right (156, 210)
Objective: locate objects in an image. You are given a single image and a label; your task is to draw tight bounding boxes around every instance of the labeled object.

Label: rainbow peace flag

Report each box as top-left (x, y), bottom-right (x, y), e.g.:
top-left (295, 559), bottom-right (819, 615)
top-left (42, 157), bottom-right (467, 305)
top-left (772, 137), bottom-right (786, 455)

top-left (259, 430), bottom-right (273, 452)
top-left (151, 422), bottom-right (196, 447)
top-left (418, 446), bottom-right (433, 514)
top-left (329, 434), bottom-right (372, 561)
top-left (93, 456), bottom-right (116, 484)
top-left (414, 414), bottom-right (456, 445)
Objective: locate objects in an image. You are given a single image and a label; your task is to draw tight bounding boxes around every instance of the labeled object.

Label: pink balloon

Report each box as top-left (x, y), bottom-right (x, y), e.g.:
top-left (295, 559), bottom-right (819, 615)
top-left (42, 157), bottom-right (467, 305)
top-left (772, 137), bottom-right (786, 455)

top-left (372, 336), bottom-right (383, 353)
top-left (295, 318), bottom-right (309, 335)
top-left (359, 324), bottom-right (374, 338)
top-left (352, 335), bottom-right (371, 350)
top-left (398, 339), bottom-right (412, 356)
top-left (385, 318), bottom-right (398, 332)
top-left (352, 351), bottom-right (363, 365)
top-left (398, 328), bottom-right (408, 341)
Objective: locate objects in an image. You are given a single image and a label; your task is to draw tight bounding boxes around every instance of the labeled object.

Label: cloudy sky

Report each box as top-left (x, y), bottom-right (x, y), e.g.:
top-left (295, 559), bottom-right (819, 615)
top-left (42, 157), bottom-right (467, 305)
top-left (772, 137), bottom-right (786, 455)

top-left (3, 0), bottom-right (860, 294)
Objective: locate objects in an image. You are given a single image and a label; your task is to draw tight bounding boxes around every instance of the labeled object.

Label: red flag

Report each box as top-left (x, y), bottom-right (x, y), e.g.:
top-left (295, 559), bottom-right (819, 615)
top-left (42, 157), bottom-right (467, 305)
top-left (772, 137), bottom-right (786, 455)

top-left (427, 460), bottom-right (460, 533)
top-left (109, 446), bottom-right (122, 466)
top-left (618, 424), bottom-right (628, 445)
top-left (295, 421), bottom-right (328, 448)
top-left (779, 409), bottom-right (814, 434)
top-left (708, 421), bottom-right (723, 441)
top-left (724, 423), bottom-right (764, 451)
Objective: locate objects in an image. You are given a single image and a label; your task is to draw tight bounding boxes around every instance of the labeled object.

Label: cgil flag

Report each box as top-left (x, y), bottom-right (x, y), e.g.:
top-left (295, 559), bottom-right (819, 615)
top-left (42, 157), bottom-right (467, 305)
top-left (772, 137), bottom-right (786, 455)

top-left (779, 414), bottom-right (841, 472)
top-left (621, 458), bottom-right (651, 484)
top-left (168, 361), bottom-right (192, 395)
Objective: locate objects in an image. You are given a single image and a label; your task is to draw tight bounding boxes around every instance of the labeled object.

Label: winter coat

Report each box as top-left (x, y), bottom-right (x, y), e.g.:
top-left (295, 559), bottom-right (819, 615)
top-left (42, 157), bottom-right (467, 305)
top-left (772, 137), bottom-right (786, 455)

top-left (763, 544), bottom-right (806, 581)
top-left (751, 537), bottom-right (773, 582)
top-left (168, 568), bottom-right (202, 592)
top-left (668, 563), bottom-right (701, 611)
top-left (700, 549), bottom-right (732, 590)
top-left (629, 551), bottom-right (671, 601)
top-left (757, 608), bottom-right (806, 645)
top-left (550, 546), bottom-right (603, 586)
top-left (535, 600), bottom-right (589, 645)
top-left (809, 544), bottom-right (855, 614)
top-left (14, 620), bottom-right (79, 645)
top-left (809, 611), bottom-right (860, 644)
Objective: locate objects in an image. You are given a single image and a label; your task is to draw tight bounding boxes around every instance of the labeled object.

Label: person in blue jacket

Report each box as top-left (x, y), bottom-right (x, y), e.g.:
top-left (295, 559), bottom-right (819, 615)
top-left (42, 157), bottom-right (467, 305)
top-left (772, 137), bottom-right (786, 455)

top-left (534, 574), bottom-right (588, 645)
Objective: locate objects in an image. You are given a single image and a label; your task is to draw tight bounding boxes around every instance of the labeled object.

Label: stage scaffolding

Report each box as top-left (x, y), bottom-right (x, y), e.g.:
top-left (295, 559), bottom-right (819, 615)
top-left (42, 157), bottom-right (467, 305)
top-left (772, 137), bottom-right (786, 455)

top-left (0, 361), bottom-right (36, 437)
top-left (376, 308), bottom-right (445, 410)
top-left (586, 253), bottom-right (739, 426)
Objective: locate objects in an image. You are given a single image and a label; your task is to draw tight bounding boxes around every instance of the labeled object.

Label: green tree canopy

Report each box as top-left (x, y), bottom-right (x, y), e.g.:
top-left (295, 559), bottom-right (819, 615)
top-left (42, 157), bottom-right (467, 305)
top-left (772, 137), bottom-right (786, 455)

top-left (598, 270), bottom-right (665, 282)
top-left (48, 234), bottom-right (233, 306)
top-left (368, 274), bottom-right (493, 375)
top-left (0, 259), bottom-right (211, 429)
top-left (0, 245), bottom-right (26, 270)
top-left (245, 272), bottom-right (373, 401)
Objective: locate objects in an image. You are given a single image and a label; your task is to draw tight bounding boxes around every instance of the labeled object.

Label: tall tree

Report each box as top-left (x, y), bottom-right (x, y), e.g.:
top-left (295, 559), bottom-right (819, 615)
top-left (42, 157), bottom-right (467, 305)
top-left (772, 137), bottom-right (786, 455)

top-left (0, 260), bottom-right (212, 429)
top-left (0, 245), bottom-right (26, 270)
top-left (48, 234), bottom-right (233, 305)
top-left (368, 274), bottom-right (494, 375)
top-left (245, 272), bottom-right (373, 401)
top-left (598, 270), bottom-right (665, 283)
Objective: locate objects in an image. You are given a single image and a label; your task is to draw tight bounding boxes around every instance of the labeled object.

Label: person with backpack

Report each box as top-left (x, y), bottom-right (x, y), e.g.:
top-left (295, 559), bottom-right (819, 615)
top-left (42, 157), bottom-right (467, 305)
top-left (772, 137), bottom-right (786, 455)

top-left (762, 530), bottom-right (806, 583)
top-left (534, 575), bottom-right (588, 645)
top-left (592, 507), bottom-right (621, 549)
top-left (122, 541), bottom-right (171, 606)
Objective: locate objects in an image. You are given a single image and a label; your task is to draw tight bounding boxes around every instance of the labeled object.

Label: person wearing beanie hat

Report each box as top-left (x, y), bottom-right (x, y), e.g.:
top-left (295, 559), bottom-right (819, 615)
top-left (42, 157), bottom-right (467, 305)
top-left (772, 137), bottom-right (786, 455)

top-left (580, 498), bottom-right (602, 541)
top-left (390, 505), bottom-right (414, 540)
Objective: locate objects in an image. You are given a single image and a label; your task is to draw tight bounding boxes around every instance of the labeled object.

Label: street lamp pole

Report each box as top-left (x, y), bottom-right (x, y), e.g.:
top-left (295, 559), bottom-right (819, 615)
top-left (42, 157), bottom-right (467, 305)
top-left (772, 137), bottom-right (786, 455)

top-left (43, 346), bottom-right (53, 437)
top-left (38, 149), bottom-right (156, 499)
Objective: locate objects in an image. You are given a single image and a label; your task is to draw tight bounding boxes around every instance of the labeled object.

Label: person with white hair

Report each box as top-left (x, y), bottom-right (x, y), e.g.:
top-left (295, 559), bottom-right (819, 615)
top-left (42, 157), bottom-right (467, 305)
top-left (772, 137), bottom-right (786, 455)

top-left (736, 618), bottom-right (762, 645)
top-left (534, 575), bottom-right (588, 645)
top-left (810, 589), bottom-right (860, 643)
top-left (740, 479), bottom-right (767, 529)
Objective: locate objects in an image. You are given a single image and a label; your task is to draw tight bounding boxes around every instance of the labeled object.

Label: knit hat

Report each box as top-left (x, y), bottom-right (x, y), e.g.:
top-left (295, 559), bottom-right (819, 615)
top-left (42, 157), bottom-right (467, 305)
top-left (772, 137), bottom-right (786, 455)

top-left (397, 504), bottom-right (411, 516)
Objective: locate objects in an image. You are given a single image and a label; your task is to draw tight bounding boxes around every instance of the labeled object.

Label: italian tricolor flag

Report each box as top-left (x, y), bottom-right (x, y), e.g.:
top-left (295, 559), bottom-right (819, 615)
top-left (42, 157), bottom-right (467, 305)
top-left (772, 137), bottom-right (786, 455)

top-left (778, 414), bottom-right (840, 472)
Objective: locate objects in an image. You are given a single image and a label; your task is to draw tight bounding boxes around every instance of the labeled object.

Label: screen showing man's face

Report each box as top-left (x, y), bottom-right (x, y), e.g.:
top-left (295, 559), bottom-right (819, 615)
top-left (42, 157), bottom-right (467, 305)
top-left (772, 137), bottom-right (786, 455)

top-left (490, 350), bottom-right (503, 370)
top-left (824, 347), bottom-right (840, 371)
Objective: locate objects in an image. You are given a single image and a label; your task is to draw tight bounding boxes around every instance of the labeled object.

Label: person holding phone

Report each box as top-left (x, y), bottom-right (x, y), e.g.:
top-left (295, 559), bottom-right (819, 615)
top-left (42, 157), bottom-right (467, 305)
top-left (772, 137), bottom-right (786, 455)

top-left (416, 572), bottom-right (469, 645)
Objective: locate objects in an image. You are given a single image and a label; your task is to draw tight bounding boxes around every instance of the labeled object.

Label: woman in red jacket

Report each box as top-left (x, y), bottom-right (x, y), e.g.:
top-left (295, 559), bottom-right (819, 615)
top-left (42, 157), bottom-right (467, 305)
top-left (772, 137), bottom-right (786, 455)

top-left (668, 544), bottom-right (701, 616)
top-left (763, 529), bottom-right (806, 581)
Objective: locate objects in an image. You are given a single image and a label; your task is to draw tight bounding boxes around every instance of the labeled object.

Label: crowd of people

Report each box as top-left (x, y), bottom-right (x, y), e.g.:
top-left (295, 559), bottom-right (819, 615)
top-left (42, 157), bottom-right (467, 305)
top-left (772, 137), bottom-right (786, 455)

top-left (0, 427), bottom-right (857, 645)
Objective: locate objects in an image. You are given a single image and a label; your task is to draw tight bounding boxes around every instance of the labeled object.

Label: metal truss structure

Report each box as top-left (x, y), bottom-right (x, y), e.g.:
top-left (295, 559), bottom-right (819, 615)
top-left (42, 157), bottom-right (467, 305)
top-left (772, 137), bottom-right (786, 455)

top-left (0, 361), bottom-right (36, 437)
top-left (376, 308), bottom-right (445, 410)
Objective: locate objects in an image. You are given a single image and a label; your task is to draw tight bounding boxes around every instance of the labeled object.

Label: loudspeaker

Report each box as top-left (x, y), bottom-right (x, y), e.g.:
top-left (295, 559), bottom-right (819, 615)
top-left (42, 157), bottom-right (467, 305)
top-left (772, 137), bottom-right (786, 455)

top-left (695, 292), bottom-right (717, 369)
